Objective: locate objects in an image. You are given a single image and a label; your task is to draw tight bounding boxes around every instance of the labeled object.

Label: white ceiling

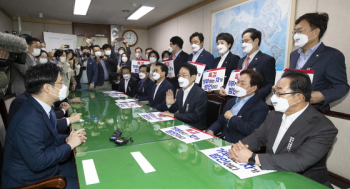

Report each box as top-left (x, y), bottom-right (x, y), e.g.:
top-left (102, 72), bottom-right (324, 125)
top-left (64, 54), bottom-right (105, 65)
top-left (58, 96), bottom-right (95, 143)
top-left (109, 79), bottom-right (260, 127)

top-left (0, 0), bottom-right (203, 26)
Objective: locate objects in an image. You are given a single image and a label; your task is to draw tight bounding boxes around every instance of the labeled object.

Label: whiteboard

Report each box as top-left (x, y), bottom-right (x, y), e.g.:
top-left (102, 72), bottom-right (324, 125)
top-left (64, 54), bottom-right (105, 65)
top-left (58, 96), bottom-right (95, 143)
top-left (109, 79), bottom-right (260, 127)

top-left (43, 32), bottom-right (77, 51)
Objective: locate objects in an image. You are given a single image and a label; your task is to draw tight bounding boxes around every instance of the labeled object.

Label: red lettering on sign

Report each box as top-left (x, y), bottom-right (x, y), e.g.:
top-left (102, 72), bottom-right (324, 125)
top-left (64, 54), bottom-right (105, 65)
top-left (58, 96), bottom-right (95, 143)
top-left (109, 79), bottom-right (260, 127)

top-left (186, 129), bottom-right (200, 134)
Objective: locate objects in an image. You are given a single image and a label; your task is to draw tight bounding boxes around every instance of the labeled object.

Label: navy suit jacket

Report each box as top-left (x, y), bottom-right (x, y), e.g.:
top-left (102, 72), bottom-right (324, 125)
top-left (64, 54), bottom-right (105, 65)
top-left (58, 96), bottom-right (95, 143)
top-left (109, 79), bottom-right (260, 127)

top-left (213, 52), bottom-right (240, 85)
top-left (8, 91), bottom-right (68, 131)
top-left (94, 58), bottom-right (113, 86)
top-left (187, 49), bottom-right (215, 70)
top-left (118, 77), bottom-right (138, 97)
top-left (237, 51), bottom-right (276, 100)
top-left (2, 96), bottom-right (71, 188)
top-left (149, 79), bottom-right (174, 112)
top-left (134, 77), bottom-right (155, 101)
top-left (168, 84), bottom-right (208, 130)
top-left (76, 58), bottom-right (98, 89)
top-left (289, 43), bottom-right (349, 110)
top-left (167, 50), bottom-right (189, 88)
top-left (207, 94), bottom-right (269, 143)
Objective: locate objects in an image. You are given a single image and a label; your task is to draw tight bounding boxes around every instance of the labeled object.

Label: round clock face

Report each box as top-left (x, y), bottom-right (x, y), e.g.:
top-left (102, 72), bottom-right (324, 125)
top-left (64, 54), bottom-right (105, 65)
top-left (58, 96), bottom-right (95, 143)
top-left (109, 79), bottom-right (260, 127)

top-left (123, 30), bottom-right (137, 46)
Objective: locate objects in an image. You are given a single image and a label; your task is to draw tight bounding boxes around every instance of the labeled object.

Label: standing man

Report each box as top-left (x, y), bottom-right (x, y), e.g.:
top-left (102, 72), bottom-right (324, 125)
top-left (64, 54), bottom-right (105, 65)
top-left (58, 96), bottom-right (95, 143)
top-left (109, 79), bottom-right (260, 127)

top-left (145, 48), bottom-right (153, 60)
top-left (135, 47), bottom-right (143, 60)
top-left (290, 12), bottom-right (349, 110)
top-left (167, 36), bottom-right (189, 89)
top-left (76, 46), bottom-right (98, 91)
top-left (92, 45), bottom-right (112, 90)
top-left (111, 38), bottom-right (131, 65)
top-left (102, 44), bottom-right (118, 72)
top-left (187, 32), bottom-right (214, 70)
top-left (134, 65), bottom-right (154, 101)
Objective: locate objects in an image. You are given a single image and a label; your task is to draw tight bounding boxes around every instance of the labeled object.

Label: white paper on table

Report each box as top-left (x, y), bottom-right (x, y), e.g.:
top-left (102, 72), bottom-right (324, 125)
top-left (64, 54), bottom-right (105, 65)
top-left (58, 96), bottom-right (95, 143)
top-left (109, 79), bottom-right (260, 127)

top-left (225, 70), bottom-right (242, 96)
top-left (82, 159), bottom-right (100, 185)
top-left (115, 99), bottom-right (136, 103)
top-left (116, 102), bottom-right (143, 109)
top-left (109, 93), bottom-right (128, 98)
top-left (160, 125), bottom-right (215, 144)
top-left (138, 112), bottom-right (175, 122)
top-left (275, 68), bottom-right (314, 85)
top-left (103, 91), bottom-right (122, 94)
top-left (201, 146), bottom-right (275, 179)
top-left (131, 151), bottom-right (156, 173)
top-left (202, 67), bottom-right (226, 91)
top-left (189, 62), bottom-right (206, 84)
top-left (162, 59), bottom-right (175, 77)
top-left (131, 59), bottom-right (151, 73)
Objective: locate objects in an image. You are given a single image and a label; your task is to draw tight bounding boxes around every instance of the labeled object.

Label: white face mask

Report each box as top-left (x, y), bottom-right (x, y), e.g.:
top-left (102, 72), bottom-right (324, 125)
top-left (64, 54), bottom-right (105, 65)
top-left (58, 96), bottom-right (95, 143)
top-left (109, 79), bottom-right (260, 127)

top-left (95, 51), bottom-right (101, 57)
top-left (168, 46), bottom-right (173, 53)
top-left (242, 43), bottom-right (254, 54)
top-left (150, 57), bottom-right (157, 63)
top-left (139, 72), bottom-right (146, 80)
top-left (293, 30), bottom-right (316, 48)
top-left (49, 84), bottom-right (68, 101)
top-left (234, 86), bottom-right (252, 97)
top-left (178, 77), bottom-right (190, 88)
top-left (39, 58), bottom-right (48, 64)
top-left (59, 57), bottom-right (66, 63)
top-left (105, 50), bottom-right (111, 56)
top-left (191, 44), bottom-right (200, 52)
top-left (119, 50), bottom-right (124, 55)
top-left (135, 53), bottom-right (140, 58)
top-left (32, 48), bottom-right (41, 56)
top-left (270, 94), bottom-right (296, 113)
top-left (123, 74), bottom-right (131, 80)
top-left (217, 44), bottom-right (228, 54)
top-left (122, 57), bottom-right (128, 63)
top-left (153, 72), bottom-right (160, 80)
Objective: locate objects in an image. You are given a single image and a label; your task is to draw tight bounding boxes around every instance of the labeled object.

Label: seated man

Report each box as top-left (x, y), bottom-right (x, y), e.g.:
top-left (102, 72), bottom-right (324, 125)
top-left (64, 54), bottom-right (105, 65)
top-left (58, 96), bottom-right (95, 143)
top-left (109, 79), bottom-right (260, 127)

top-left (118, 66), bottom-right (138, 97)
top-left (161, 63), bottom-right (208, 130)
top-left (2, 63), bottom-right (87, 188)
top-left (149, 63), bottom-right (174, 111)
top-left (134, 65), bottom-right (154, 101)
top-left (207, 70), bottom-right (269, 143)
top-left (229, 70), bottom-right (338, 187)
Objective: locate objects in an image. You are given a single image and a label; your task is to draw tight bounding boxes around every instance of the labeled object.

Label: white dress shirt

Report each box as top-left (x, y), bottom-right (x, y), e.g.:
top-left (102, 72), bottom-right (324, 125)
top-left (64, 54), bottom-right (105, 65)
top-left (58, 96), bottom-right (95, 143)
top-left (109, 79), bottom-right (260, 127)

top-left (272, 104), bottom-right (309, 153)
top-left (33, 96), bottom-right (51, 118)
top-left (217, 51), bottom-right (229, 68)
top-left (80, 60), bottom-right (89, 84)
top-left (153, 79), bottom-right (164, 100)
top-left (191, 48), bottom-right (204, 62)
top-left (242, 50), bottom-right (260, 68)
top-left (167, 82), bottom-right (195, 108)
top-left (124, 79), bottom-right (129, 93)
top-left (28, 53), bottom-right (37, 66)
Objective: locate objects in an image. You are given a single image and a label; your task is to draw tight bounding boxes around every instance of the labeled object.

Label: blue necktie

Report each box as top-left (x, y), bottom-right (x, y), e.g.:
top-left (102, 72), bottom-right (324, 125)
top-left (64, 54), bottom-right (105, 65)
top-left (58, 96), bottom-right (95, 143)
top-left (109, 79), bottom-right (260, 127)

top-left (49, 109), bottom-right (57, 130)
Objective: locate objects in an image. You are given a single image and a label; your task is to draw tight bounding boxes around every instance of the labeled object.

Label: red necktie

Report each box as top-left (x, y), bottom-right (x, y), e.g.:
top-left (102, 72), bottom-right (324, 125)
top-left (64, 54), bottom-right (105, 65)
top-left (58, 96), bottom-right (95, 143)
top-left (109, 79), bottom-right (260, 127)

top-left (243, 56), bottom-right (250, 70)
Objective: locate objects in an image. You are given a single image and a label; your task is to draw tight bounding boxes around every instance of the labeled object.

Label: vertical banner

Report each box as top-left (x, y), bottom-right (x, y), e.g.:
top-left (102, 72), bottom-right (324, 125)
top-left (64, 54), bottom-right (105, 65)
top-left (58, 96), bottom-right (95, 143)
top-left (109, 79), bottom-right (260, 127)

top-left (189, 62), bottom-right (206, 84)
top-left (162, 59), bottom-right (175, 77)
top-left (275, 68), bottom-right (314, 85)
top-left (225, 70), bottom-right (242, 96)
top-left (202, 67), bottom-right (226, 91)
top-left (131, 59), bottom-right (150, 73)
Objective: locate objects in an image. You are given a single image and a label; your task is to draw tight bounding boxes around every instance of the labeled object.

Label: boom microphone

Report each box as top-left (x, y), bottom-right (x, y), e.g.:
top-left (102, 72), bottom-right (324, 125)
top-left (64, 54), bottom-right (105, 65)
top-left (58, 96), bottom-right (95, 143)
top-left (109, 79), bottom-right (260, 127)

top-left (0, 32), bottom-right (28, 53)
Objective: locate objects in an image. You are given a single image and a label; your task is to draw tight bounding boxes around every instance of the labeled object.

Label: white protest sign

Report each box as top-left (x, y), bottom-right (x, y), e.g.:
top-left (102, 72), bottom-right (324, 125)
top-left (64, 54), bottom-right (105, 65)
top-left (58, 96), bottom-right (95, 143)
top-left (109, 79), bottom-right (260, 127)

top-left (138, 112), bottom-right (176, 122)
top-left (189, 62), bottom-right (206, 84)
top-left (115, 99), bottom-right (136, 103)
top-left (109, 93), bottom-right (128, 98)
top-left (225, 70), bottom-right (242, 96)
top-left (275, 68), bottom-right (314, 85)
top-left (201, 146), bottom-right (275, 179)
top-left (162, 59), bottom-right (175, 77)
top-left (131, 59), bottom-right (150, 73)
top-left (115, 102), bottom-right (143, 109)
top-left (160, 125), bottom-right (215, 144)
top-left (202, 67), bottom-right (226, 91)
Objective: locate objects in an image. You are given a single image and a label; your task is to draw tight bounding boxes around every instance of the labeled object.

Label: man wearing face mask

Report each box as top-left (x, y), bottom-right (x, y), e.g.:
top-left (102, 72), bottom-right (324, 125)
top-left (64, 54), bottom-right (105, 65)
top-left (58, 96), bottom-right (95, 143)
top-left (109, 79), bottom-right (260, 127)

top-left (289, 12), bottom-right (349, 110)
top-left (206, 70), bottom-right (268, 143)
top-left (145, 48), bottom-right (153, 60)
top-left (167, 36), bottom-right (189, 89)
top-left (9, 36), bottom-right (41, 96)
top-left (160, 64), bottom-right (207, 130)
top-left (111, 37), bottom-right (131, 65)
top-left (102, 44), bottom-right (118, 72)
top-left (135, 47), bottom-right (143, 60)
top-left (149, 63), bottom-right (174, 111)
top-left (91, 45), bottom-right (113, 90)
top-left (118, 66), bottom-right (138, 97)
top-left (187, 32), bottom-right (214, 70)
top-left (229, 70), bottom-right (337, 187)
top-left (134, 65), bottom-right (154, 101)
top-left (76, 46), bottom-right (98, 91)
top-left (2, 63), bottom-right (87, 188)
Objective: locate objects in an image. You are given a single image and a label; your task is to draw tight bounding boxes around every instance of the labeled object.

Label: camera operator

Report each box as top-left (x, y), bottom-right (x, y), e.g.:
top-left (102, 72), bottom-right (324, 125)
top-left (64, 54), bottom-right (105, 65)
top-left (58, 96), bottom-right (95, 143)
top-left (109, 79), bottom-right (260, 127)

top-left (0, 48), bottom-right (10, 99)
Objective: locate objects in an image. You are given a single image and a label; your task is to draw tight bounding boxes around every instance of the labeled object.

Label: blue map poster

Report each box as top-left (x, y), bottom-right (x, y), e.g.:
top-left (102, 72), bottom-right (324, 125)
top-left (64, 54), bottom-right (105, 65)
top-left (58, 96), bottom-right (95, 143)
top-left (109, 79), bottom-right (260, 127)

top-left (211, 0), bottom-right (294, 69)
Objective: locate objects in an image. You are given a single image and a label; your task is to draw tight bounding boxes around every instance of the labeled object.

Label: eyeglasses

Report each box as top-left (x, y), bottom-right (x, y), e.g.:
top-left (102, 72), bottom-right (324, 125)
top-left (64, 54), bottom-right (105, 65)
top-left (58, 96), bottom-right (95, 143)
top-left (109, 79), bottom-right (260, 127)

top-left (177, 74), bottom-right (190, 78)
top-left (292, 29), bottom-right (307, 35)
top-left (272, 90), bottom-right (297, 97)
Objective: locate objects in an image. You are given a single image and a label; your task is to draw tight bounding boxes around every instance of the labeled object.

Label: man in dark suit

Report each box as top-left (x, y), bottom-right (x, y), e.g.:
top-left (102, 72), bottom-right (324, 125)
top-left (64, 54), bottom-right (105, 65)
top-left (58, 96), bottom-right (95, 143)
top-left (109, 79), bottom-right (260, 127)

top-left (229, 70), bottom-right (337, 187)
top-left (91, 45), bottom-right (113, 90)
top-left (134, 65), bottom-right (154, 101)
top-left (187, 32), bottom-right (214, 70)
top-left (213, 33), bottom-right (240, 86)
top-left (207, 70), bottom-right (269, 143)
top-left (76, 46), bottom-right (98, 90)
top-left (289, 12), bottom-right (349, 110)
top-left (161, 64), bottom-right (208, 130)
top-left (118, 66), bottom-right (138, 97)
top-left (2, 63), bottom-right (86, 188)
top-left (236, 28), bottom-right (276, 100)
top-left (167, 36), bottom-right (189, 89)
top-left (102, 44), bottom-right (118, 72)
top-left (149, 63), bottom-right (174, 111)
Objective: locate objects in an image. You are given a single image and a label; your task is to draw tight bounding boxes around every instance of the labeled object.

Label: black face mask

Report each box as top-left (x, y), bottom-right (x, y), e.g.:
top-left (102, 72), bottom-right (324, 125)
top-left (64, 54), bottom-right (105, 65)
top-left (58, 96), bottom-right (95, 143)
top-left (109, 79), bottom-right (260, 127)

top-left (83, 52), bottom-right (90, 57)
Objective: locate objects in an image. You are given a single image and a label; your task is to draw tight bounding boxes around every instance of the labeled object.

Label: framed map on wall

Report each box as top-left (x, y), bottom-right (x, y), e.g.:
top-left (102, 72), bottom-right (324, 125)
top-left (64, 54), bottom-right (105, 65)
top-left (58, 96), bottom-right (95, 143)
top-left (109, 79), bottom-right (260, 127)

top-left (211, 0), bottom-right (296, 69)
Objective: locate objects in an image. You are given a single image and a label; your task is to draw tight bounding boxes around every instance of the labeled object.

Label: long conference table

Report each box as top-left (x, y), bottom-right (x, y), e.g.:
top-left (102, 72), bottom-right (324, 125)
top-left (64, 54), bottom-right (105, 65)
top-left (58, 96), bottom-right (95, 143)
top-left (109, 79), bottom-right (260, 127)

top-left (68, 90), bottom-right (328, 189)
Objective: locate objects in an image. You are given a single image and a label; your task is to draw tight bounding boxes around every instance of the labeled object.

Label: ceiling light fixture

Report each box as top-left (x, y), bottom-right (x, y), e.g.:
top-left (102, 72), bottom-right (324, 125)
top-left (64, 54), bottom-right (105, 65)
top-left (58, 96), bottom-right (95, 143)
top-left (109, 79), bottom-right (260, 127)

top-left (74, 0), bottom-right (91, 15)
top-left (127, 6), bottom-right (155, 20)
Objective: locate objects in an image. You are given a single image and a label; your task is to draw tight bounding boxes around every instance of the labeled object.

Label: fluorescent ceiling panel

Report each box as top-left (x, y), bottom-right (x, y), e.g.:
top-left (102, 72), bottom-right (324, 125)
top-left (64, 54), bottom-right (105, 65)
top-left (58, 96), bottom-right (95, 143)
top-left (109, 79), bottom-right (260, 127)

top-left (74, 0), bottom-right (91, 15)
top-left (127, 6), bottom-right (155, 20)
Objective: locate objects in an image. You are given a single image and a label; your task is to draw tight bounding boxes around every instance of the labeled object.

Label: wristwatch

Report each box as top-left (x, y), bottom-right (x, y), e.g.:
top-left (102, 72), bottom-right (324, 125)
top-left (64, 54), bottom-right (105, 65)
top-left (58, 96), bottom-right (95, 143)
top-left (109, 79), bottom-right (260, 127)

top-left (248, 153), bottom-right (256, 165)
